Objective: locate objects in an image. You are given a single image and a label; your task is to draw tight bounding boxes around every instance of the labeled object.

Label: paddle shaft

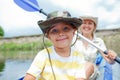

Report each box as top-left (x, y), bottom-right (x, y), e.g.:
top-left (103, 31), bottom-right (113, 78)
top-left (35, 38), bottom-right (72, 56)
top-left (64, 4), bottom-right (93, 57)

top-left (77, 33), bottom-right (120, 64)
top-left (39, 9), bottom-right (48, 16)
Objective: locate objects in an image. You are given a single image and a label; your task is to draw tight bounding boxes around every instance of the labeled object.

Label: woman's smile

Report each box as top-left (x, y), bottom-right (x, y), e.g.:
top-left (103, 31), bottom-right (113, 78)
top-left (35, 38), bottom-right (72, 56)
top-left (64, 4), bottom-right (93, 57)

top-left (83, 27), bottom-right (91, 31)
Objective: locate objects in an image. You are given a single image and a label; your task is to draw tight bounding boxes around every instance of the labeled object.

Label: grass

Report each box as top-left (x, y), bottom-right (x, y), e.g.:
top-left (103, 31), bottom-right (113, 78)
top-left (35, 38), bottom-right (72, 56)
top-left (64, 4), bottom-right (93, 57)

top-left (0, 51), bottom-right (37, 60)
top-left (0, 36), bottom-right (52, 60)
top-left (0, 40), bottom-right (52, 60)
top-left (0, 38), bottom-right (52, 51)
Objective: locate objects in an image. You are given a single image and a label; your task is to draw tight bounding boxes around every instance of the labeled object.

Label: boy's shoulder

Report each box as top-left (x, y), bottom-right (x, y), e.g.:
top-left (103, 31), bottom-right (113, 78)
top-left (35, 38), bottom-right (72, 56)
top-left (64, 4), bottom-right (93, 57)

top-left (38, 46), bottom-right (54, 55)
top-left (71, 46), bottom-right (84, 57)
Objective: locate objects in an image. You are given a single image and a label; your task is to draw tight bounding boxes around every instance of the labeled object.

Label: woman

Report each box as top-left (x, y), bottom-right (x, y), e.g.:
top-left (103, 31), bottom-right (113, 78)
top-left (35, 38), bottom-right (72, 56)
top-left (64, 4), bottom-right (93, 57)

top-left (23, 11), bottom-right (87, 80)
top-left (74, 16), bottom-right (117, 80)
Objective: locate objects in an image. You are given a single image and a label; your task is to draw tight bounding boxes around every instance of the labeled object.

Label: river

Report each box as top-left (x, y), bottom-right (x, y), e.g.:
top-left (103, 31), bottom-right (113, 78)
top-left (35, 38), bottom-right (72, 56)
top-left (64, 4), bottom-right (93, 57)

top-left (0, 60), bottom-right (32, 80)
top-left (0, 59), bottom-right (120, 80)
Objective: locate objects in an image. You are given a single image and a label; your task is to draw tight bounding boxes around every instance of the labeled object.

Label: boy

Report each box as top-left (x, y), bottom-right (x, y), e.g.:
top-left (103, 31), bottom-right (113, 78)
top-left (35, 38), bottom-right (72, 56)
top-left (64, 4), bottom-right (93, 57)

top-left (24, 11), bottom-right (87, 80)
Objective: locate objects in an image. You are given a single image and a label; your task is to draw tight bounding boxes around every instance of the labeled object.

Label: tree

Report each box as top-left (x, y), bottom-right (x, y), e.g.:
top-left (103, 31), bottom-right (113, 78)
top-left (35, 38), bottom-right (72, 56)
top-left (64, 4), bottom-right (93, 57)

top-left (0, 26), bottom-right (4, 37)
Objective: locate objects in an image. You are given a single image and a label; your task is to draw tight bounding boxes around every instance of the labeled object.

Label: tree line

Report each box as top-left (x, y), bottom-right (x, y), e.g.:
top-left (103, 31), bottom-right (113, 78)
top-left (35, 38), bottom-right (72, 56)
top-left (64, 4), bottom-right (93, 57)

top-left (0, 25), bottom-right (4, 37)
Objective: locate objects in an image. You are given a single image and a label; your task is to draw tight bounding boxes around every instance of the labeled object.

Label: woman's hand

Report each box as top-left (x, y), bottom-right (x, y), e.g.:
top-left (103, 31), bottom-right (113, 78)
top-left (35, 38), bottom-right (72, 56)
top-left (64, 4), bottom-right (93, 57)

top-left (105, 50), bottom-right (117, 64)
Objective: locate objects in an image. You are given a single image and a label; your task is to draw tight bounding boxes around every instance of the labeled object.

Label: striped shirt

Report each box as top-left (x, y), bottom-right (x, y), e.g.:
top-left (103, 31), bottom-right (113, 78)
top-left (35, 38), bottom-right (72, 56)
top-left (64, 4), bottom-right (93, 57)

top-left (27, 46), bottom-right (86, 80)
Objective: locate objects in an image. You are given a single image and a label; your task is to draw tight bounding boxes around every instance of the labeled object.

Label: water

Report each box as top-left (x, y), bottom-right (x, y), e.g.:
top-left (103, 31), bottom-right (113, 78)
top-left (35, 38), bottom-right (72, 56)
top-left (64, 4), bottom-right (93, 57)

top-left (0, 60), bottom-right (32, 80)
top-left (0, 59), bottom-right (119, 80)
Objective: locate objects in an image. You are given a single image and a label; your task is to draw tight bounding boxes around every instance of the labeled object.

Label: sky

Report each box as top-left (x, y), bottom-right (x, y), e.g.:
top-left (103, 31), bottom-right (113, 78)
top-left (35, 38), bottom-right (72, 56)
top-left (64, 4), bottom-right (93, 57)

top-left (0, 0), bottom-right (120, 38)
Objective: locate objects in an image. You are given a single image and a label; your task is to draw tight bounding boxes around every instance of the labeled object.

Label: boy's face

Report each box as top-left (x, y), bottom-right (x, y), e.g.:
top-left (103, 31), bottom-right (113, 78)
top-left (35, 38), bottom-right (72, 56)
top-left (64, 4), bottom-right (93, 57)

top-left (47, 22), bottom-right (76, 49)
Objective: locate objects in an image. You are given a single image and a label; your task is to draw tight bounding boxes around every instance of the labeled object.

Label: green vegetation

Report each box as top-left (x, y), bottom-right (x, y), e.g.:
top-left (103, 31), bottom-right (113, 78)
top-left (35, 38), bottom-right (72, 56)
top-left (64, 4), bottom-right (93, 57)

top-left (0, 26), bottom-right (4, 37)
top-left (0, 51), bottom-right (37, 60)
top-left (0, 39), bottom-right (52, 51)
top-left (0, 61), bottom-right (5, 72)
top-left (0, 37), bottom-right (52, 59)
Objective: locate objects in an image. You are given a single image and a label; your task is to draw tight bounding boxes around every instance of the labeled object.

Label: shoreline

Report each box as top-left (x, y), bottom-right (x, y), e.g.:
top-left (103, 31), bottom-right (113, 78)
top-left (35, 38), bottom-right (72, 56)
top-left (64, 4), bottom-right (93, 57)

top-left (0, 28), bottom-right (120, 56)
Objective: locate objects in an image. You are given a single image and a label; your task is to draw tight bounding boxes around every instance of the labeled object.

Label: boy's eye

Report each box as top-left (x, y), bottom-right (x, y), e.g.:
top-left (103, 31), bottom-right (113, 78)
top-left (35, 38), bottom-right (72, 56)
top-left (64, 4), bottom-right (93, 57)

top-left (48, 26), bottom-right (72, 35)
top-left (50, 29), bottom-right (58, 34)
top-left (63, 27), bottom-right (71, 32)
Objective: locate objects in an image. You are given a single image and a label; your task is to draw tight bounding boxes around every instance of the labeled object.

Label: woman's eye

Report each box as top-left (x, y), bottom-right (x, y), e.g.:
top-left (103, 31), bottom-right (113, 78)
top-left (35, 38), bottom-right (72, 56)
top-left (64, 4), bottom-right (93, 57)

top-left (89, 22), bottom-right (93, 25)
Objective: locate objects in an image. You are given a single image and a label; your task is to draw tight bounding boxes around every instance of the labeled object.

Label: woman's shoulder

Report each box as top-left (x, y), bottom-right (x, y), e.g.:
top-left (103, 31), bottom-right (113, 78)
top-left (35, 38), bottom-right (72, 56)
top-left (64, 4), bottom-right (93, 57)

top-left (94, 37), bottom-right (104, 42)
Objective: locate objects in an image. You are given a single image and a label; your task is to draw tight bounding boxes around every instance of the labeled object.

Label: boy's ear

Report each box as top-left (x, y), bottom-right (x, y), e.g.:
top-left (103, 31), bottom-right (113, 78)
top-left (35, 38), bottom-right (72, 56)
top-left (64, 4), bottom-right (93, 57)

top-left (73, 29), bottom-right (76, 35)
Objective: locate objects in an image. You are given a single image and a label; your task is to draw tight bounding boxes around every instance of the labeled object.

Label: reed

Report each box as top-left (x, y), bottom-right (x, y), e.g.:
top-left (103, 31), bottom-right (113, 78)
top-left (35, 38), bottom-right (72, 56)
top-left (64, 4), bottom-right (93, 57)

top-left (97, 33), bottom-right (120, 56)
top-left (0, 36), bottom-right (52, 59)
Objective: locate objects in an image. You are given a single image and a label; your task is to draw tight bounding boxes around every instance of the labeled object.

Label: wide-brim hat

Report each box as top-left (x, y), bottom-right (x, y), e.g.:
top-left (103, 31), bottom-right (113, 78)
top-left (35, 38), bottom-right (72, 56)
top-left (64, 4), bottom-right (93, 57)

top-left (80, 16), bottom-right (98, 27)
top-left (38, 11), bottom-right (82, 34)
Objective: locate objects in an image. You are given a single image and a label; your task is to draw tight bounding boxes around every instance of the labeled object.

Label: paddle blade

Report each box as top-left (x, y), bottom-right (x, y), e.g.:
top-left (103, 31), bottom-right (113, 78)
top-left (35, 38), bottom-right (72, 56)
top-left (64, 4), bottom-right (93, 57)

top-left (14, 0), bottom-right (40, 12)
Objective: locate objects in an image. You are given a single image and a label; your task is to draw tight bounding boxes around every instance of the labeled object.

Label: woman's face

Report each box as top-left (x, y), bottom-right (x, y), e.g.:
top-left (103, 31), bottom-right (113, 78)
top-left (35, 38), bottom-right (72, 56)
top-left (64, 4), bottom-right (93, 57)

top-left (80, 19), bottom-right (96, 35)
top-left (47, 22), bottom-right (76, 49)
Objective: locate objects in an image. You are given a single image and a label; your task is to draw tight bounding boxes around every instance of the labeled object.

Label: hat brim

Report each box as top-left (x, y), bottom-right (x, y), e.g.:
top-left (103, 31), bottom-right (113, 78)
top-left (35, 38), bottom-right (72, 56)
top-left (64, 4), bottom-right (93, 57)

top-left (38, 17), bottom-right (82, 34)
top-left (80, 16), bottom-right (98, 27)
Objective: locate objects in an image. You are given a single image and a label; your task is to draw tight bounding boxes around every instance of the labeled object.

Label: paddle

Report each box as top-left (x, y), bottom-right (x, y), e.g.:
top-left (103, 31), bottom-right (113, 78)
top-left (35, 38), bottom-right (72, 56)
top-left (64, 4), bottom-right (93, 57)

top-left (14, 0), bottom-right (47, 16)
top-left (14, 0), bottom-right (120, 64)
